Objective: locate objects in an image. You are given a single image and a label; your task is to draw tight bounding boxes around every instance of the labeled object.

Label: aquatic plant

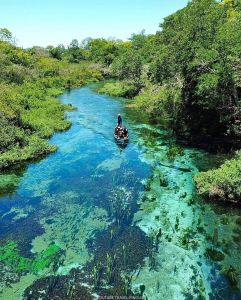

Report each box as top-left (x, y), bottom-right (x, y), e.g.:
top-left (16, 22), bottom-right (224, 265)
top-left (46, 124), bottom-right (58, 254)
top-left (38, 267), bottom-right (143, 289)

top-left (155, 228), bottom-right (162, 251)
top-left (140, 284), bottom-right (145, 297)
top-left (212, 228), bottom-right (219, 246)
top-left (0, 241), bottom-right (31, 272)
top-left (179, 228), bottom-right (196, 250)
top-left (148, 232), bottom-right (157, 270)
top-left (221, 265), bottom-right (239, 288)
top-left (93, 261), bottom-right (102, 288)
top-left (110, 228), bottom-right (114, 241)
top-left (175, 216), bottom-right (180, 231)
top-left (221, 215), bottom-right (229, 225)
top-left (31, 244), bottom-right (62, 273)
top-left (159, 172), bottom-right (168, 187)
top-left (166, 144), bottom-right (184, 160)
top-left (144, 177), bottom-right (152, 191)
top-left (122, 243), bottom-right (127, 268)
top-left (149, 251), bottom-right (156, 270)
top-left (166, 217), bottom-right (175, 233)
top-left (93, 265), bottom-right (98, 286)
top-left (66, 280), bottom-right (75, 298)
top-left (0, 240), bottom-right (62, 276)
top-left (108, 187), bottom-right (133, 227)
top-left (123, 274), bottom-right (131, 296)
top-left (204, 248), bottom-right (225, 262)
top-left (106, 253), bottom-right (116, 284)
top-left (187, 197), bottom-right (195, 206)
top-left (235, 217), bottom-right (241, 226)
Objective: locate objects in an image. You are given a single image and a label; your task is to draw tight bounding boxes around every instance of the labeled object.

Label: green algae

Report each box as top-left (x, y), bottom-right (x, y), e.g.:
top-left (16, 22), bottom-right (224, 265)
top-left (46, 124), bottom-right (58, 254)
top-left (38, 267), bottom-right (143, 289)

top-left (32, 192), bottom-right (109, 271)
top-left (1, 206), bottom-right (34, 221)
top-left (0, 241), bottom-right (31, 272)
top-left (0, 241), bottom-right (61, 275)
top-left (31, 244), bottom-right (62, 273)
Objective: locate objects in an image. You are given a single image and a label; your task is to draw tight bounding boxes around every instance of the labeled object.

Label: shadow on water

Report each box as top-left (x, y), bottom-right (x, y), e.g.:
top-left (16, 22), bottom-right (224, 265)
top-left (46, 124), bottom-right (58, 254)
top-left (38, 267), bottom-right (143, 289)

top-left (0, 165), bottom-right (26, 198)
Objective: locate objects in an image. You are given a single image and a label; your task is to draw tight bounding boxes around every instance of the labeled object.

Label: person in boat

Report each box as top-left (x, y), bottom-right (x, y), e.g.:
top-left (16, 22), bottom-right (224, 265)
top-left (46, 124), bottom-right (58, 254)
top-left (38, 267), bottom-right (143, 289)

top-left (123, 126), bottom-right (128, 139)
top-left (114, 125), bottom-right (120, 137)
top-left (117, 113), bottom-right (122, 127)
top-left (119, 127), bottom-right (124, 138)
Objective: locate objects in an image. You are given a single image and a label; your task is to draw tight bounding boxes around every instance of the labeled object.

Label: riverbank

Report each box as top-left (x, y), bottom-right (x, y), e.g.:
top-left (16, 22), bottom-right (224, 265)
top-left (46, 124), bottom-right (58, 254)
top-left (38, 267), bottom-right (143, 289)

top-left (0, 40), bottom-right (103, 172)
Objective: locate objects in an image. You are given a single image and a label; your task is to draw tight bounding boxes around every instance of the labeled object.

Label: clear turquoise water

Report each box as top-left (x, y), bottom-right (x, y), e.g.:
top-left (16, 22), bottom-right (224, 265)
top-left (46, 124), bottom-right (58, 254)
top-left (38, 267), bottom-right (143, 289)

top-left (0, 87), bottom-right (241, 299)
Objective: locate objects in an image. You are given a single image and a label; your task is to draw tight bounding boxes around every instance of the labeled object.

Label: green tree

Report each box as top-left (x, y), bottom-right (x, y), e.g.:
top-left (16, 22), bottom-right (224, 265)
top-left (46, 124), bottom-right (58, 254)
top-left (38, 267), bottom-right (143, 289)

top-left (87, 38), bottom-right (127, 66)
top-left (111, 49), bottom-right (143, 81)
top-left (129, 30), bottom-right (147, 50)
top-left (47, 44), bottom-right (66, 60)
top-left (0, 28), bottom-right (14, 44)
top-left (67, 39), bottom-right (86, 63)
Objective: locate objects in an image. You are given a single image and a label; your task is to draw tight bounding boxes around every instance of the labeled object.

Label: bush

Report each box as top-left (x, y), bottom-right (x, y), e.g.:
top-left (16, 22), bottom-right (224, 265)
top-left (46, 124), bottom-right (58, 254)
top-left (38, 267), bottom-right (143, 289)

top-left (0, 121), bottom-right (26, 152)
top-left (134, 81), bottom-right (182, 125)
top-left (0, 136), bottom-right (57, 170)
top-left (0, 40), bottom-right (102, 170)
top-left (195, 151), bottom-right (241, 203)
top-left (98, 81), bottom-right (139, 98)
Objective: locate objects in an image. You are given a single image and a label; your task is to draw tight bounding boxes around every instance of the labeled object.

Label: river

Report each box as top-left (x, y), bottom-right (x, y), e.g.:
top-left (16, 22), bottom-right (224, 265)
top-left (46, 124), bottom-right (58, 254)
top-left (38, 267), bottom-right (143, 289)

top-left (0, 86), bottom-right (241, 300)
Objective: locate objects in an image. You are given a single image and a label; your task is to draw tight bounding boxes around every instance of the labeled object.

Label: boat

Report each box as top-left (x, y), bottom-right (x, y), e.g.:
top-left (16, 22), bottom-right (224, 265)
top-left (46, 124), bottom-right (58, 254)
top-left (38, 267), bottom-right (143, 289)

top-left (114, 126), bottom-right (129, 145)
top-left (114, 134), bottom-right (129, 143)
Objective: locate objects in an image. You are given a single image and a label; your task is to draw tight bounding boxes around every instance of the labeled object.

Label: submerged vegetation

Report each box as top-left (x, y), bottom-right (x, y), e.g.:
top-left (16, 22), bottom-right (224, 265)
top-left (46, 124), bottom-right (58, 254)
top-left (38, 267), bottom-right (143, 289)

top-left (0, 241), bottom-right (62, 274)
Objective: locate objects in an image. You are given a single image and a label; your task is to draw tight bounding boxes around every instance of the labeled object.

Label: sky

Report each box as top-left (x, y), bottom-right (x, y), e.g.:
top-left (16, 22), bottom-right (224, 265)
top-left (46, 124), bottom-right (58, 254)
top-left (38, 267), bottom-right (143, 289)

top-left (0, 0), bottom-right (189, 48)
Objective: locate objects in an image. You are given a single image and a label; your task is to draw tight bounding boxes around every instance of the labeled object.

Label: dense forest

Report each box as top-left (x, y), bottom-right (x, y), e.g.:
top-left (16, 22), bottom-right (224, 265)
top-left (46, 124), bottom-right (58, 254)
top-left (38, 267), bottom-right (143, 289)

top-left (0, 0), bottom-right (241, 203)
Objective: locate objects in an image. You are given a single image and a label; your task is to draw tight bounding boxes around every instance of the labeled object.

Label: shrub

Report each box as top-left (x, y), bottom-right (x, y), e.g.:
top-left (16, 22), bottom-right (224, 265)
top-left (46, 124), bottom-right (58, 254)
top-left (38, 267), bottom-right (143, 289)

top-left (0, 40), bottom-right (102, 169)
top-left (195, 151), bottom-right (241, 203)
top-left (98, 81), bottom-right (139, 98)
top-left (134, 81), bottom-right (182, 125)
